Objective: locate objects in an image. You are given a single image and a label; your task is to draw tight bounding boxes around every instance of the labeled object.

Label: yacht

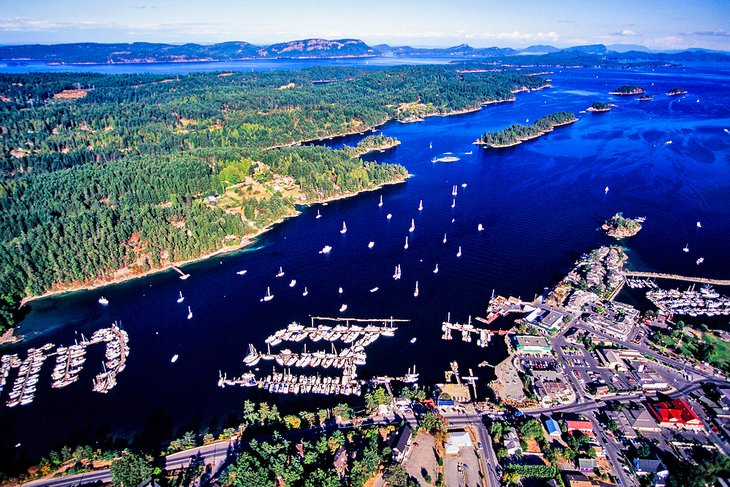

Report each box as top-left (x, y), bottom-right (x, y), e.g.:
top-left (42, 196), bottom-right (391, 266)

top-left (433, 264), bottom-right (439, 274)
top-left (236, 269), bottom-right (247, 275)
top-left (339, 304), bottom-right (348, 312)
top-left (418, 200), bottom-right (423, 211)
top-left (477, 224), bottom-right (484, 232)
top-left (171, 354), bottom-right (179, 364)
top-left (187, 306), bottom-right (193, 320)
top-left (316, 210), bottom-right (322, 219)
top-left (452, 185), bottom-right (458, 196)
top-left (393, 264), bottom-right (402, 280)
top-left (413, 281), bottom-right (419, 297)
top-left (370, 287), bottom-right (379, 293)
top-left (410, 337), bottom-right (417, 343)
top-left (451, 199), bottom-right (456, 208)
top-left (340, 221), bottom-right (347, 234)
top-left (368, 241), bottom-right (375, 249)
top-left (176, 291), bottom-right (184, 303)
top-left (319, 245), bottom-right (332, 254)
top-left (404, 236), bottom-right (409, 249)
top-left (378, 195), bottom-right (383, 207)
top-left (302, 287), bottom-right (309, 297)
top-left (665, 140), bottom-right (673, 145)
top-left (243, 344), bottom-right (260, 366)
top-left (696, 221), bottom-right (702, 228)
top-left (338, 287), bottom-right (343, 294)
top-left (696, 257), bottom-right (704, 265)
top-left (387, 213), bottom-right (392, 220)
top-left (262, 287), bottom-right (274, 302)
top-left (98, 296), bottom-right (109, 305)
top-left (461, 183), bottom-right (467, 187)
top-left (683, 243), bottom-right (689, 253)
top-left (289, 279), bottom-right (297, 288)
top-left (409, 219), bottom-right (415, 232)
top-left (456, 246), bottom-right (462, 257)
top-left (276, 266), bottom-right (285, 277)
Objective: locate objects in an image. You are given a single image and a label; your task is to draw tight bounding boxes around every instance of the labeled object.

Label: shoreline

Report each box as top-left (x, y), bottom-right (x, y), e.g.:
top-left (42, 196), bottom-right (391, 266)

top-left (474, 117), bottom-right (578, 148)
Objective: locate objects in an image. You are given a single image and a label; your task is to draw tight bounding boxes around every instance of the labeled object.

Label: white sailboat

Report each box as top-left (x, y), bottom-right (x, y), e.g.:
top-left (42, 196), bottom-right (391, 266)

top-left (370, 287), bottom-right (379, 293)
top-left (339, 304), bottom-right (348, 312)
top-left (236, 269), bottom-right (248, 275)
top-left (98, 296), bottom-right (109, 305)
top-left (409, 219), bottom-right (415, 232)
top-left (477, 223), bottom-right (484, 232)
top-left (276, 266), bottom-right (285, 277)
top-left (418, 200), bottom-right (423, 211)
top-left (289, 279), bottom-right (297, 288)
top-left (429, 141), bottom-right (433, 149)
top-left (338, 287), bottom-right (343, 294)
top-left (404, 236), bottom-right (409, 249)
top-left (393, 264), bottom-right (402, 280)
top-left (683, 243), bottom-right (689, 253)
top-left (176, 291), bottom-right (184, 303)
top-left (696, 257), bottom-right (704, 265)
top-left (452, 185), bottom-right (458, 196)
top-left (302, 287), bottom-right (309, 297)
top-left (187, 306), bottom-right (193, 320)
top-left (171, 354), bottom-right (179, 363)
top-left (368, 241), bottom-right (375, 249)
top-left (319, 245), bottom-right (332, 254)
top-left (262, 287), bottom-right (274, 302)
top-left (456, 246), bottom-right (462, 257)
top-left (461, 183), bottom-right (467, 187)
top-left (340, 221), bottom-right (347, 234)
top-left (604, 186), bottom-right (609, 194)
top-left (413, 281), bottom-right (419, 297)
top-left (433, 264), bottom-right (439, 274)
top-left (443, 233), bottom-right (447, 244)
top-left (378, 195), bottom-right (383, 207)
top-left (696, 221), bottom-right (702, 228)
top-left (451, 199), bottom-right (456, 208)
top-left (316, 210), bottom-right (322, 219)
top-left (386, 213), bottom-right (392, 220)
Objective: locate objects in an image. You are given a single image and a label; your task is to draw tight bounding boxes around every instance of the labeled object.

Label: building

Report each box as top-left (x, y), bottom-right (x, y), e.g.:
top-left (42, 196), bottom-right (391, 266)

top-left (625, 407), bottom-right (661, 432)
top-left (578, 458), bottom-right (598, 472)
top-left (445, 430), bottom-right (473, 455)
top-left (648, 398), bottom-right (704, 430)
top-left (545, 418), bottom-right (561, 437)
top-left (719, 388), bottom-right (730, 410)
top-left (503, 428), bottom-right (521, 455)
top-left (392, 427), bottom-right (412, 462)
top-left (631, 363), bottom-right (669, 391)
top-left (541, 310), bottom-right (566, 331)
top-left (531, 369), bottom-right (575, 406)
top-left (564, 473), bottom-right (601, 487)
top-left (633, 458), bottom-right (669, 486)
top-left (566, 420), bottom-right (594, 437)
top-left (333, 446), bottom-right (349, 478)
top-left (513, 335), bottom-right (552, 354)
top-left (598, 348), bottom-right (627, 371)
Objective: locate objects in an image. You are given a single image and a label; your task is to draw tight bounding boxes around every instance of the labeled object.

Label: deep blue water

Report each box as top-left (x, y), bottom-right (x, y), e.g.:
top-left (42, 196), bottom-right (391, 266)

top-left (2, 63), bottom-right (730, 470)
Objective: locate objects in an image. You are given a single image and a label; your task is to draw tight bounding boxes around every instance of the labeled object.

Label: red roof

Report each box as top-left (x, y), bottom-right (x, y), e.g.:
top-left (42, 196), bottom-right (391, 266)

top-left (648, 398), bottom-right (702, 426)
top-left (566, 420), bottom-right (594, 433)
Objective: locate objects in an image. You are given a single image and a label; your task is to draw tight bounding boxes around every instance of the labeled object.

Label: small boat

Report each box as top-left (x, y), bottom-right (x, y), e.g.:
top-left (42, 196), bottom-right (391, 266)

top-left (340, 222), bottom-right (347, 234)
top-left (433, 264), bottom-right (439, 274)
top-left (724, 128), bottom-right (730, 134)
top-left (98, 296), bottom-right (109, 305)
top-left (338, 287), bottom-right (343, 294)
top-left (465, 151), bottom-right (472, 155)
top-left (236, 269), bottom-right (248, 276)
top-left (289, 279), bottom-right (297, 288)
top-left (429, 141), bottom-right (433, 149)
top-left (386, 213), bottom-right (392, 220)
top-left (302, 287), bottom-right (309, 297)
top-left (696, 257), bottom-right (704, 265)
top-left (409, 219), bottom-right (415, 232)
top-left (461, 183), bottom-right (467, 187)
top-left (452, 185), bottom-right (458, 196)
top-left (456, 246), bottom-right (462, 257)
top-left (696, 221), bottom-right (702, 228)
top-left (418, 200), bottom-right (423, 211)
top-left (262, 287), bottom-right (274, 302)
top-left (665, 140), bottom-right (672, 145)
top-left (477, 224), bottom-right (484, 232)
top-left (339, 304), bottom-right (348, 312)
top-left (683, 243), bottom-right (689, 253)
top-left (171, 354), bottom-right (179, 363)
top-left (451, 199), bottom-right (456, 208)
top-left (316, 210), bottom-right (322, 219)
top-left (176, 291), bottom-right (184, 303)
top-left (413, 281), bottom-right (419, 297)
top-left (370, 287), bottom-right (379, 293)
top-left (378, 195), bottom-right (383, 207)
top-left (410, 337), bottom-right (417, 343)
top-left (393, 264), bottom-right (402, 280)
top-left (368, 241), bottom-right (375, 249)
top-left (319, 245), bottom-right (332, 254)
top-left (276, 266), bottom-right (285, 278)
top-left (443, 233), bottom-right (447, 244)
top-left (404, 236), bottom-right (409, 249)
top-left (187, 306), bottom-right (193, 320)
top-left (451, 218), bottom-right (455, 223)
top-left (604, 186), bottom-right (609, 194)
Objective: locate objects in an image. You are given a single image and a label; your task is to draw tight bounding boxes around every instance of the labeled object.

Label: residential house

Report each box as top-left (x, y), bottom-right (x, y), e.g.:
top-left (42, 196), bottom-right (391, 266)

top-left (503, 428), bottom-right (521, 455)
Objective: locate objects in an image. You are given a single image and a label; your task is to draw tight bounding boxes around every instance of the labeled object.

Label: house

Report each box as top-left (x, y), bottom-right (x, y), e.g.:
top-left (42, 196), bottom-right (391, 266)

top-left (578, 458), bottom-right (598, 472)
top-left (445, 430), bottom-right (473, 455)
top-left (544, 418), bottom-right (561, 437)
top-left (392, 427), bottom-right (412, 462)
top-left (564, 473), bottom-right (600, 487)
top-left (633, 458), bottom-right (669, 486)
top-left (541, 310), bottom-right (566, 331)
top-left (648, 398), bottom-right (704, 430)
top-left (333, 446), bottom-right (349, 478)
top-left (566, 420), bottom-right (594, 437)
top-left (624, 407), bottom-right (661, 432)
top-left (503, 428), bottom-right (521, 455)
top-left (719, 388), bottom-right (730, 410)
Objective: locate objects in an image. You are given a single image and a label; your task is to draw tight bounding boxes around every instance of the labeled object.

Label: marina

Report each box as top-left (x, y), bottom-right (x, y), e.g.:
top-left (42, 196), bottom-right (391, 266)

top-left (646, 285), bottom-right (730, 317)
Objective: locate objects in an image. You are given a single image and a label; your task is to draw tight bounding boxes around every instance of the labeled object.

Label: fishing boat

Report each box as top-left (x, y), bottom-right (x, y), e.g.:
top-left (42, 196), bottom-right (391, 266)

top-left (370, 287), bottom-right (379, 293)
top-left (378, 195), bottom-right (383, 207)
top-left (683, 243), bottom-right (689, 253)
top-left (339, 304), bottom-right (348, 312)
top-left (418, 200), bottom-right (423, 211)
top-left (386, 213), bottom-right (392, 220)
top-left (171, 354), bottom-right (179, 363)
top-left (456, 246), bottom-right (462, 257)
top-left (696, 257), bottom-right (705, 265)
top-left (409, 219), bottom-right (415, 232)
top-left (187, 306), bottom-right (193, 320)
top-left (316, 210), bottom-right (322, 219)
top-left (451, 199), bottom-right (456, 208)
top-left (236, 269), bottom-right (247, 275)
top-left (604, 186), bottom-right (609, 194)
top-left (443, 233), bottom-right (447, 244)
top-left (368, 241), bottom-right (375, 249)
top-left (404, 236), bottom-right (409, 249)
top-left (477, 224), bottom-right (484, 232)
top-left (176, 291), bottom-right (184, 303)
top-left (276, 266), bottom-right (285, 277)
top-left (98, 296), bottom-right (109, 305)
top-left (340, 222), bottom-right (347, 234)
top-left (319, 245), bottom-right (332, 254)
top-left (302, 287), bottom-right (309, 297)
top-left (289, 279), bottom-right (297, 288)
top-left (262, 287), bottom-right (274, 302)
top-left (696, 221), bottom-right (702, 228)
top-left (433, 264), bottom-right (439, 274)
top-left (413, 281), bottom-right (419, 297)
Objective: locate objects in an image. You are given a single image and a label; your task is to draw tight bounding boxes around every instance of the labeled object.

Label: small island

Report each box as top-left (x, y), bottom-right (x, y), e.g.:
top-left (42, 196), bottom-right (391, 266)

top-left (342, 134), bottom-right (400, 158)
top-left (609, 85), bottom-right (645, 95)
top-left (587, 101), bottom-right (611, 112)
top-left (667, 87), bottom-right (688, 96)
top-left (602, 212), bottom-right (643, 239)
top-left (637, 95), bottom-right (654, 101)
top-left (475, 111), bottom-right (578, 148)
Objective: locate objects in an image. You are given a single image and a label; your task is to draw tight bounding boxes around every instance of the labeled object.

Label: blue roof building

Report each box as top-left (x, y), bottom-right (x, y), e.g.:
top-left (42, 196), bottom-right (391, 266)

top-left (544, 418), bottom-right (561, 436)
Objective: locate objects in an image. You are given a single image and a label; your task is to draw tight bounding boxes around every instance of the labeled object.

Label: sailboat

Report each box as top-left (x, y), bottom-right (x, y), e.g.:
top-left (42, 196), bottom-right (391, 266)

top-left (187, 306), bottom-right (193, 320)
top-left (404, 236), bottom-right (409, 249)
top-left (429, 141), bottom-right (433, 149)
top-left (378, 195), bottom-right (383, 207)
top-left (413, 281), bottom-right (419, 297)
top-left (451, 199), bottom-right (456, 208)
top-left (368, 241), bottom-right (375, 249)
top-left (262, 287), bottom-right (274, 302)
top-left (604, 186), bottom-right (609, 195)
top-left (370, 287), bottom-right (379, 293)
top-left (338, 287), bottom-right (343, 294)
top-left (418, 200), bottom-right (423, 211)
top-left (477, 224), bottom-right (484, 232)
top-left (452, 185), bottom-right (458, 196)
top-left (340, 221), bottom-right (347, 234)
top-left (386, 213), bottom-right (392, 220)
top-left (393, 265), bottom-right (402, 280)
top-left (236, 269), bottom-right (248, 275)
top-left (696, 221), bottom-right (702, 228)
top-left (316, 210), bottom-right (322, 219)
top-left (433, 264), bottom-right (439, 274)
top-left (319, 245), bottom-right (332, 254)
top-left (409, 219), bottom-right (415, 232)
top-left (276, 266), bottom-right (285, 277)
top-left (461, 183), bottom-right (467, 188)
top-left (289, 279), bottom-right (297, 288)
top-left (683, 243), bottom-right (689, 253)
top-left (339, 304), bottom-right (348, 312)
top-left (98, 296), bottom-right (109, 305)
top-left (302, 287), bottom-right (309, 297)
top-left (176, 291), bottom-right (184, 303)
top-left (696, 257), bottom-right (705, 265)
top-left (171, 354), bottom-right (179, 363)
top-left (443, 233), bottom-right (447, 244)
top-left (456, 246), bottom-right (462, 257)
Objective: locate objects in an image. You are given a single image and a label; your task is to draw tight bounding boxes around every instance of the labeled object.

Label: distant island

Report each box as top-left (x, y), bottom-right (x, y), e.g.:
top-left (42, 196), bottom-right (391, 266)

top-left (602, 213), bottom-right (643, 238)
top-left (342, 135), bottom-right (400, 158)
top-left (667, 87), bottom-right (688, 96)
top-left (609, 85), bottom-right (645, 95)
top-left (587, 101), bottom-right (611, 112)
top-left (475, 111), bottom-right (578, 148)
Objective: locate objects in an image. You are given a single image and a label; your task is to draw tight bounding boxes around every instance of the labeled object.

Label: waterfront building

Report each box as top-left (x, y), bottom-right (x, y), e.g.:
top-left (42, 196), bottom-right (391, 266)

top-left (513, 335), bottom-right (552, 354)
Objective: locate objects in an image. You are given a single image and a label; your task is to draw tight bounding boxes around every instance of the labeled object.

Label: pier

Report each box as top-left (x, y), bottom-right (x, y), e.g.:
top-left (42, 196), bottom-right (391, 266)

top-left (624, 271), bottom-right (730, 287)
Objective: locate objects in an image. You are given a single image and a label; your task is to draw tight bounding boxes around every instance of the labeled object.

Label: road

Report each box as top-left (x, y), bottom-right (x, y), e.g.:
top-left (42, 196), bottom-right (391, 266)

top-left (443, 411), bottom-right (500, 487)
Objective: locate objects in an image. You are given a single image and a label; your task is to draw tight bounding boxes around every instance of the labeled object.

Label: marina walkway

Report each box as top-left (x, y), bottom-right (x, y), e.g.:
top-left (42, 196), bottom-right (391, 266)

top-left (623, 271), bottom-right (730, 287)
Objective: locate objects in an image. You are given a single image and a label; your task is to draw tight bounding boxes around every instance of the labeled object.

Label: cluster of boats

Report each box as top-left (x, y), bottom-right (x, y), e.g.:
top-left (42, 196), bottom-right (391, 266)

top-left (646, 285), bottom-right (730, 317)
top-left (51, 344), bottom-right (86, 388)
top-left (625, 277), bottom-right (659, 289)
top-left (219, 369), bottom-right (363, 396)
top-left (441, 318), bottom-right (494, 347)
top-left (91, 324), bottom-right (130, 394)
top-left (262, 320), bottom-right (396, 347)
top-left (4, 344), bottom-right (53, 407)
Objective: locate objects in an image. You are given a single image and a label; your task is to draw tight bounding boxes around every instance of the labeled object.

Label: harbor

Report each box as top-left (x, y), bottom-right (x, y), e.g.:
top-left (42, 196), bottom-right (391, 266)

top-left (646, 285), bottom-right (730, 317)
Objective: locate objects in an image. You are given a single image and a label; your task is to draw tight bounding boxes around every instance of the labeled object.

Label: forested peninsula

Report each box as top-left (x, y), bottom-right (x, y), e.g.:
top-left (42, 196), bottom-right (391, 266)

top-left (0, 66), bottom-right (548, 332)
top-left (475, 111), bottom-right (577, 148)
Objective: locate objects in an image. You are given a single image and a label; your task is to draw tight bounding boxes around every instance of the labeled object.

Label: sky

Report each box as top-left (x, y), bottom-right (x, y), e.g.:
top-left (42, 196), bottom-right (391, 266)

top-left (1, 0), bottom-right (729, 51)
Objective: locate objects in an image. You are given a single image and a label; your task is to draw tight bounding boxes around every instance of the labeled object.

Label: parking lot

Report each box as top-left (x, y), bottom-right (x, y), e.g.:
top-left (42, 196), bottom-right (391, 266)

top-left (444, 446), bottom-right (481, 487)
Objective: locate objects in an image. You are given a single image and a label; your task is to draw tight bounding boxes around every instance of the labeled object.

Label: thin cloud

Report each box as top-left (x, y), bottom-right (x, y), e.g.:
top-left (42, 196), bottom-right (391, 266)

top-left (685, 29), bottom-right (730, 37)
top-left (611, 29), bottom-right (637, 36)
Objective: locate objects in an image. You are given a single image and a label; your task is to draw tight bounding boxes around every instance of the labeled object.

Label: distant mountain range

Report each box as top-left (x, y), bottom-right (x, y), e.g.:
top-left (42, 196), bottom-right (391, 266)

top-left (0, 38), bottom-right (728, 65)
